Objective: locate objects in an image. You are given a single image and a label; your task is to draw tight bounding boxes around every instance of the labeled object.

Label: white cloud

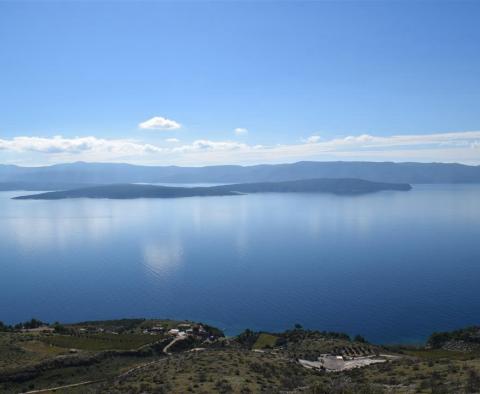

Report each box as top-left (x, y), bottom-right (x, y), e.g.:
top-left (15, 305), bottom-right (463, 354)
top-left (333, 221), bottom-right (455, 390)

top-left (138, 116), bottom-right (181, 130)
top-left (302, 135), bottom-right (321, 144)
top-left (165, 138), bottom-right (180, 143)
top-left (234, 127), bottom-right (248, 136)
top-left (327, 131), bottom-right (480, 149)
top-left (2, 130), bottom-right (480, 166)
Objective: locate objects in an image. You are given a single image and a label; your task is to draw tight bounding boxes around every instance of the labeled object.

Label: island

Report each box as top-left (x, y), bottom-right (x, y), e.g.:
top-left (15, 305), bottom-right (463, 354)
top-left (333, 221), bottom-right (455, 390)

top-left (12, 178), bottom-right (412, 200)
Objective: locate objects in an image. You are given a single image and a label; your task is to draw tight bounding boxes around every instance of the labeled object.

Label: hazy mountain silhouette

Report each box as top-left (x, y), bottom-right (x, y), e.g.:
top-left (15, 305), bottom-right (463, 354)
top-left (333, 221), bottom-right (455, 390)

top-left (1, 161), bottom-right (479, 192)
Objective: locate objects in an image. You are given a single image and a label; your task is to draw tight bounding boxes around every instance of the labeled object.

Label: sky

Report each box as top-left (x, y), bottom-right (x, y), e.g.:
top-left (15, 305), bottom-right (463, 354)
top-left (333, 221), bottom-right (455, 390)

top-left (1, 0), bottom-right (479, 166)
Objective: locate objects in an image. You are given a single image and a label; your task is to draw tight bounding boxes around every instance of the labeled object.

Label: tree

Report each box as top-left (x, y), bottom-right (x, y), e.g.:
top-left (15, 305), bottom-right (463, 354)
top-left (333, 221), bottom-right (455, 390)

top-left (23, 318), bottom-right (44, 329)
top-left (354, 334), bottom-right (367, 343)
top-left (53, 322), bottom-right (67, 333)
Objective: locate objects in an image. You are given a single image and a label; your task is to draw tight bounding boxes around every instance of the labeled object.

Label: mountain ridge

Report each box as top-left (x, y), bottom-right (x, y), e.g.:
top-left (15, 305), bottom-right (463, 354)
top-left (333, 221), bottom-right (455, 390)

top-left (0, 161), bottom-right (479, 189)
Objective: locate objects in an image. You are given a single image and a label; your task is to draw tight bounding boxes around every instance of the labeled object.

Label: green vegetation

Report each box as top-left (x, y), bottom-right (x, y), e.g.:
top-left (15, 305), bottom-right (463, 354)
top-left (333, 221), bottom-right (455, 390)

top-left (2, 318), bottom-right (480, 393)
top-left (0, 318), bottom-right (46, 331)
top-left (428, 326), bottom-right (480, 349)
top-left (41, 333), bottom-right (158, 351)
top-left (97, 348), bottom-right (316, 394)
top-left (72, 318), bottom-right (147, 330)
top-left (402, 348), bottom-right (479, 361)
top-left (16, 318), bottom-right (46, 330)
top-left (0, 333), bottom-right (66, 371)
top-left (252, 333), bottom-right (278, 349)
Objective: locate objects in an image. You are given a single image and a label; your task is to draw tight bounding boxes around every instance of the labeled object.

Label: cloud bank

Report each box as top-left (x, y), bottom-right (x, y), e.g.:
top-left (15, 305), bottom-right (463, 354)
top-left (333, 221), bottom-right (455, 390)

top-left (1, 130), bottom-right (479, 166)
top-left (0, 136), bottom-right (162, 155)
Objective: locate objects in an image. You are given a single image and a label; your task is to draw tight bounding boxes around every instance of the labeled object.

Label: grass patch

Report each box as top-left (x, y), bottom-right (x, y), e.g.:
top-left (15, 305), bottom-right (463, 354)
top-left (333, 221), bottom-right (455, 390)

top-left (138, 319), bottom-right (187, 330)
top-left (20, 340), bottom-right (65, 356)
top-left (253, 333), bottom-right (278, 349)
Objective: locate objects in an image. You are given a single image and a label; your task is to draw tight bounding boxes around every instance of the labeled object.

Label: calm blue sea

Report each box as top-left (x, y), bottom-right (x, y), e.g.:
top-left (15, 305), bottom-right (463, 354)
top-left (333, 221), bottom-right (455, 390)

top-left (1, 184), bottom-right (479, 344)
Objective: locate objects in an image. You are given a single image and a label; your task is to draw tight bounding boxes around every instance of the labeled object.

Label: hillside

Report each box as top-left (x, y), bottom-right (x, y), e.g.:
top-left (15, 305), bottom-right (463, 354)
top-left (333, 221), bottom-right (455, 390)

top-left (12, 178), bottom-right (412, 200)
top-left (1, 319), bottom-right (480, 393)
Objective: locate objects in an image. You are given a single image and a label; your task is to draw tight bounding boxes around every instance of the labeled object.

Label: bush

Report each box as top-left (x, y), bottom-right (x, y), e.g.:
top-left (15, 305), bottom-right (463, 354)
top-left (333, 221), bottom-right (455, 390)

top-left (354, 334), bottom-right (368, 343)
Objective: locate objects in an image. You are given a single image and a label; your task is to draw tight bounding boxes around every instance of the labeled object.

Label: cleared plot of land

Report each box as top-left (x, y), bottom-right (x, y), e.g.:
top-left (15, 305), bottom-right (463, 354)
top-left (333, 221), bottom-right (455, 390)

top-left (299, 355), bottom-right (386, 371)
top-left (0, 334), bottom-right (67, 370)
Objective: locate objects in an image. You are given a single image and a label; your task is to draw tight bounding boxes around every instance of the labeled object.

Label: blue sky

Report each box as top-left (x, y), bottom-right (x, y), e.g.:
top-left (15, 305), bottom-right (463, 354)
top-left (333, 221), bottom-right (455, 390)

top-left (1, 1), bottom-right (479, 166)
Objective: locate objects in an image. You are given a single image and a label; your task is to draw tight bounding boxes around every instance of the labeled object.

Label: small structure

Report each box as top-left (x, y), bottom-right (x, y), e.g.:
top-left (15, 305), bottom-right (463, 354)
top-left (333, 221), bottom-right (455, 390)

top-left (144, 326), bottom-right (165, 334)
top-left (22, 326), bottom-right (55, 334)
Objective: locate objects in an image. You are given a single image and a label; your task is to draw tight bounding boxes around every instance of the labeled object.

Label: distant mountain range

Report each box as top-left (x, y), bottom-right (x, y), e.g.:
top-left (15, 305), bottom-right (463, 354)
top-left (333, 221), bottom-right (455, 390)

top-left (0, 161), bottom-right (479, 191)
top-left (12, 178), bottom-right (412, 200)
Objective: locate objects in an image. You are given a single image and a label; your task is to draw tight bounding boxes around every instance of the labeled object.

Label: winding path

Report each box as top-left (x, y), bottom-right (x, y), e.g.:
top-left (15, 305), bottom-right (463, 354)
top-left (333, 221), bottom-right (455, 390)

top-left (163, 336), bottom-right (186, 355)
top-left (20, 335), bottom-right (188, 393)
top-left (21, 380), bottom-right (102, 393)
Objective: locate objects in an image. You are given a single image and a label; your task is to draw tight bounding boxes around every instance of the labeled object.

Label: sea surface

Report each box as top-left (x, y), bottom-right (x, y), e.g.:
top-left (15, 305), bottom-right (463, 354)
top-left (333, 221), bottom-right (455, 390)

top-left (1, 184), bottom-right (479, 344)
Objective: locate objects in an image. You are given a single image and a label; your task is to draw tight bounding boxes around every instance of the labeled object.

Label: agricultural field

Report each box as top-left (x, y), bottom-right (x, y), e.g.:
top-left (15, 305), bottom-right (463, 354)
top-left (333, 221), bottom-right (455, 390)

top-left (40, 333), bottom-right (159, 351)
